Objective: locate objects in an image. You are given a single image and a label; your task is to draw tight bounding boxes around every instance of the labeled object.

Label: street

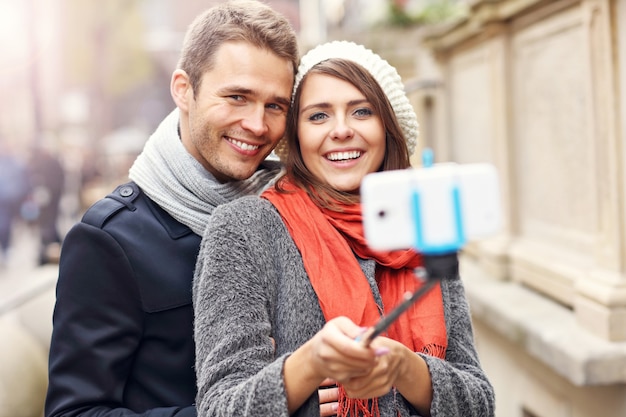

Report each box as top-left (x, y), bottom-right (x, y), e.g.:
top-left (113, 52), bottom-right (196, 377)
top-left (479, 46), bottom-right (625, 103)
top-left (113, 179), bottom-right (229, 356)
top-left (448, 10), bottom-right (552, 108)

top-left (0, 221), bottom-right (57, 416)
top-left (0, 221), bottom-right (57, 318)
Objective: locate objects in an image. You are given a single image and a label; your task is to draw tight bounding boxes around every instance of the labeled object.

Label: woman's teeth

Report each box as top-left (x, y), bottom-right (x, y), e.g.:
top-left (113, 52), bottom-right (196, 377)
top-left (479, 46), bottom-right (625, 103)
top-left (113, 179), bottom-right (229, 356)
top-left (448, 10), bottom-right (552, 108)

top-left (326, 151), bottom-right (361, 161)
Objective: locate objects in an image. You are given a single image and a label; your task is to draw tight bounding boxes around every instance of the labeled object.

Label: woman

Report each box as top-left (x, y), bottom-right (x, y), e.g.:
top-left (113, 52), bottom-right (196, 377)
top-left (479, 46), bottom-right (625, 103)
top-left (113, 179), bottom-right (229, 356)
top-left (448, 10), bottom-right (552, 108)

top-left (193, 41), bottom-right (495, 417)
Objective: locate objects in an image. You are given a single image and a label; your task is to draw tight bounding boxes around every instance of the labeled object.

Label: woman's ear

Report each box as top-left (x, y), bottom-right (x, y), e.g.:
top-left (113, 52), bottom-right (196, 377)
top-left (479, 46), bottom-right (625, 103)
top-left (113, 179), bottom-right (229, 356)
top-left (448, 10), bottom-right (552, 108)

top-left (171, 69), bottom-right (192, 111)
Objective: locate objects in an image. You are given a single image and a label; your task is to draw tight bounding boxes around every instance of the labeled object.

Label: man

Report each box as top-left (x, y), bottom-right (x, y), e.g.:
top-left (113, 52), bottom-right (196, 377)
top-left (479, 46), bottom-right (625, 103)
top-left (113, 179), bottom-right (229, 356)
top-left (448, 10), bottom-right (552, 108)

top-left (45, 2), bottom-right (307, 416)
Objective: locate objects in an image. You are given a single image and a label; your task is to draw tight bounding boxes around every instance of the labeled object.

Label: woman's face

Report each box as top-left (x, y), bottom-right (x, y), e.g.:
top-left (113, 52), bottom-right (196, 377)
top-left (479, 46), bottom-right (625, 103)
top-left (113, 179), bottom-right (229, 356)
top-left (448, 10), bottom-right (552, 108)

top-left (296, 73), bottom-right (386, 193)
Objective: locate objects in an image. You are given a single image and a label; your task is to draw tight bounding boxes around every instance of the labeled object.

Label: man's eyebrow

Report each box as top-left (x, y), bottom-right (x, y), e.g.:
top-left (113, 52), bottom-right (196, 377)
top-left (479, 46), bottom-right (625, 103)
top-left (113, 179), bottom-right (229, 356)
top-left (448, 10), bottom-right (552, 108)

top-left (218, 85), bottom-right (290, 107)
top-left (217, 85), bottom-right (253, 96)
top-left (274, 96), bottom-right (291, 107)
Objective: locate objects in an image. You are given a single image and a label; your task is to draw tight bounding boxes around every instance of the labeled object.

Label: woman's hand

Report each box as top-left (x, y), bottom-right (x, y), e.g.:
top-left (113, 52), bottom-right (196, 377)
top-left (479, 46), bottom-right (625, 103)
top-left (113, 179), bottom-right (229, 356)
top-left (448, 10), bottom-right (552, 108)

top-left (318, 378), bottom-right (339, 417)
top-left (342, 336), bottom-right (434, 417)
top-left (340, 337), bottom-right (407, 399)
top-left (283, 316), bottom-right (377, 413)
top-left (306, 316), bottom-right (378, 384)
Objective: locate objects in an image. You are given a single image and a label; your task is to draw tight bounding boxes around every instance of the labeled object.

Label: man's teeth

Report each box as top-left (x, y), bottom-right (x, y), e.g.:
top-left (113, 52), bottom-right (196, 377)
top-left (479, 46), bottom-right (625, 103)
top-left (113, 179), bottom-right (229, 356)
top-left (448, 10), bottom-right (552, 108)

top-left (229, 138), bottom-right (259, 151)
top-left (326, 151), bottom-right (361, 161)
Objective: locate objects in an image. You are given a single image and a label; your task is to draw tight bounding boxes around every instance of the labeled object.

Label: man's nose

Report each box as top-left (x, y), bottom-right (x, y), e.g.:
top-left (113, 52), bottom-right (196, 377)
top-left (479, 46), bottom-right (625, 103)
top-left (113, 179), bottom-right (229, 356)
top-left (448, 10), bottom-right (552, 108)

top-left (241, 105), bottom-right (269, 137)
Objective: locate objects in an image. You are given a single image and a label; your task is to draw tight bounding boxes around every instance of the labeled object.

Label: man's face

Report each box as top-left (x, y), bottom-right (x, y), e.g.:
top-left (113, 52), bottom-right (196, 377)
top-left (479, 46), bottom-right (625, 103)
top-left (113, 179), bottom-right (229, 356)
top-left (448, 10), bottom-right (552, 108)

top-left (178, 42), bottom-right (294, 182)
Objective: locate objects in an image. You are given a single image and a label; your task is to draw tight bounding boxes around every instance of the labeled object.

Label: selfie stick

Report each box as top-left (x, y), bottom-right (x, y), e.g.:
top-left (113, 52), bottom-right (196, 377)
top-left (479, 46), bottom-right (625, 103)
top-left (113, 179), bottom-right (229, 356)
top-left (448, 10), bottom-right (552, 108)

top-left (359, 267), bottom-right (436, 346)
top-left (358, 252), bottom-right (458, 346)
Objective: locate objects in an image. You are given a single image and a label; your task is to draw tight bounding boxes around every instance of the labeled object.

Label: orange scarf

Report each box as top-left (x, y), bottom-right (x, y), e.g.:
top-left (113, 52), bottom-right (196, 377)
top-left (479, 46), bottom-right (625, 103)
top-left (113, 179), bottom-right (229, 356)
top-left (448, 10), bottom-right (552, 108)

top-left (262, 179), bottom-right (447, 416)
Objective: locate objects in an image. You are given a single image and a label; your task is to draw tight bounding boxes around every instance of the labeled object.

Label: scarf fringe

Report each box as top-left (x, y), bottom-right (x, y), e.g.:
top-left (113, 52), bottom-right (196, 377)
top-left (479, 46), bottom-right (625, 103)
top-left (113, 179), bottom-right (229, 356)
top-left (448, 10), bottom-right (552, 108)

top-left (338, 385), bottom-right (380, 417)
top-left (422, 343), bottom-right (447, 360)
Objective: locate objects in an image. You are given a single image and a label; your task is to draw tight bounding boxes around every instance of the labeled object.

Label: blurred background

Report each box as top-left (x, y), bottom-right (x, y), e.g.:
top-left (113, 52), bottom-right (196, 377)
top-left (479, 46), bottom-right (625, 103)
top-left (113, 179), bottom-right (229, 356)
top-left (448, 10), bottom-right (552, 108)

top-left (0, 0), bottom-right (467, 223)
top-left (2, 0), bottom-right (626, 416)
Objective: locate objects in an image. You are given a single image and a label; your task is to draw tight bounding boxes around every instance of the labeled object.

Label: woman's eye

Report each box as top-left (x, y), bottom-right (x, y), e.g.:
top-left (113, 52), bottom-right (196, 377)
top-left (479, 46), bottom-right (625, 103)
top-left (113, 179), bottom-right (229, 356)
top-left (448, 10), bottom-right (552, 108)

top-left (308, 112), bottom-right (328, 122)
top-left (354, 107), bottom-right (373, 117)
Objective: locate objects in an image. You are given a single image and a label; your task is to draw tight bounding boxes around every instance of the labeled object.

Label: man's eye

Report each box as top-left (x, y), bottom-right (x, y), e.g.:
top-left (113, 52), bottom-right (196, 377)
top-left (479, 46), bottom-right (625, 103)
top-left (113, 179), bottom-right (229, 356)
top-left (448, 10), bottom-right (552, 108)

top-left (266, 103), bottom-right (286, 112)
top-left (228, 95), bottom-right (244, 101)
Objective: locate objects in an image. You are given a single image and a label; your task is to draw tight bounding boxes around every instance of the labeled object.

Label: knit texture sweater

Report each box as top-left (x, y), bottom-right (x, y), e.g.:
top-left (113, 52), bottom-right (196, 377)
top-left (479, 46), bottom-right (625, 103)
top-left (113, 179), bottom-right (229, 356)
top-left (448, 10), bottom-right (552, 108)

top-left (193, 196), bottom-right (495, 417)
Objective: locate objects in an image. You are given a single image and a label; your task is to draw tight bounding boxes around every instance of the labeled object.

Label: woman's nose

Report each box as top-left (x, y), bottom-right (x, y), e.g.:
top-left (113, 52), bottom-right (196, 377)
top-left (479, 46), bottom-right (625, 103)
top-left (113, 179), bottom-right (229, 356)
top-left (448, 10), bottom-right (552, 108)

top-left (330, 118), bottom-right (354, 140)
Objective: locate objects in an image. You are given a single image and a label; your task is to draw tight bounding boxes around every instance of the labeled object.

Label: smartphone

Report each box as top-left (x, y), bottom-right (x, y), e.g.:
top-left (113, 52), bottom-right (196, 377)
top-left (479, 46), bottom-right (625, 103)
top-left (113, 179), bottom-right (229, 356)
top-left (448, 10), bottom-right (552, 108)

top-left (360, 163), bottom-right (502, 254)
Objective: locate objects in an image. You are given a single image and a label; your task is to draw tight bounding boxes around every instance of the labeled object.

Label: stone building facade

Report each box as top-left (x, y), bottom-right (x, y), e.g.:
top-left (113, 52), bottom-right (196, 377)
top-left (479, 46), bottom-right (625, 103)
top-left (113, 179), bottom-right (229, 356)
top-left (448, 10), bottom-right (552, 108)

top-left (389, 0), bottom-right (626, 416)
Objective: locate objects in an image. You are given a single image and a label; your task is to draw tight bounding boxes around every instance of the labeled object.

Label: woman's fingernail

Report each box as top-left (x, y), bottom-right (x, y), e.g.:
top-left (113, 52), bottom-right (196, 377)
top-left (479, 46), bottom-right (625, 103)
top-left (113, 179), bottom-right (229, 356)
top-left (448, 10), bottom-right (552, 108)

top-left (332, 403), bottom-right (339, 411)
top-left (375, 347), bottom-right (390, 356)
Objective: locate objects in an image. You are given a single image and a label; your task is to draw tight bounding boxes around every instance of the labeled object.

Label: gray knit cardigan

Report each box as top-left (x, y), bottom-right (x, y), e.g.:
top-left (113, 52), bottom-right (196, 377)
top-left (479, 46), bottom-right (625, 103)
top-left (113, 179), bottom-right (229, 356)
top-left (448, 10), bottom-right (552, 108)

top-left (193, 196), bottom-right (495, 417)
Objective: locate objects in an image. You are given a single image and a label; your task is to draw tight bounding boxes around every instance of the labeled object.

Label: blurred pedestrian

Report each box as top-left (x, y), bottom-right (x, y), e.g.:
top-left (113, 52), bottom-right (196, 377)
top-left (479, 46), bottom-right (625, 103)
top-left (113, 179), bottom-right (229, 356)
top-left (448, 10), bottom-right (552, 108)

top-left (0, 142), bottom-right (31, 267)
top-left (27, 146), bottom-right (65, 265)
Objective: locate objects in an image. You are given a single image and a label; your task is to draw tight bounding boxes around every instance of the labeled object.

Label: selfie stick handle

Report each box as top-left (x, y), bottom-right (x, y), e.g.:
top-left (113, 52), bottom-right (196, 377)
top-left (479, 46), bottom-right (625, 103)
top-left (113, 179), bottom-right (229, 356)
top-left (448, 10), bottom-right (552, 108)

top-left (360, 268), bottom-right (439, 345)
top-left (360, 252), bottom-right (458, 346)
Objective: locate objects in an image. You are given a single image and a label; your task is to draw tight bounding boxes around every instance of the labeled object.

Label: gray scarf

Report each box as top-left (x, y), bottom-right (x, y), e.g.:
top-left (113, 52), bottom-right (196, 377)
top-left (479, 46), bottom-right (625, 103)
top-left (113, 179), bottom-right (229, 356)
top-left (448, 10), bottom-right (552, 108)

top-left (128, 109), bottom-right (283, 235)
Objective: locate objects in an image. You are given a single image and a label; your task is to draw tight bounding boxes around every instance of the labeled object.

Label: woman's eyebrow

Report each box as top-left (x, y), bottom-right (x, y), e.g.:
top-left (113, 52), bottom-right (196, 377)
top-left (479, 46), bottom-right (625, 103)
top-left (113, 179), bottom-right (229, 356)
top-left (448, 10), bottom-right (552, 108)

top-left (300, 99), bottom-right (370, 113)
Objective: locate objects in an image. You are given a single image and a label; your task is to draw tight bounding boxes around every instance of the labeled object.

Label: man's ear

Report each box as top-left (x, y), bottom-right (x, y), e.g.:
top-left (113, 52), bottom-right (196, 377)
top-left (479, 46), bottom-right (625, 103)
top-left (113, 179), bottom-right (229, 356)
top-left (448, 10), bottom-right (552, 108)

top-left (171, 69), bottom-right (192, 111)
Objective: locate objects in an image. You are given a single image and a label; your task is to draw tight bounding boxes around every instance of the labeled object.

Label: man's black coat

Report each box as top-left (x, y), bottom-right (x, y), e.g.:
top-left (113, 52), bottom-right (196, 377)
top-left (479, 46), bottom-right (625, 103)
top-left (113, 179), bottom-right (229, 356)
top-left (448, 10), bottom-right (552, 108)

top-left (46, 182), bottom-right (200, 417)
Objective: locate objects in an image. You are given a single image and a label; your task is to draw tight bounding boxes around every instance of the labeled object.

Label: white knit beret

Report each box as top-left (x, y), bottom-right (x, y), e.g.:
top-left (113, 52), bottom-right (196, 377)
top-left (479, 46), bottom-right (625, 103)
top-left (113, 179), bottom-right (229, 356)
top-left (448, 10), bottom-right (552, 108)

top-left (273, 40), bottom-right (419, 160)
